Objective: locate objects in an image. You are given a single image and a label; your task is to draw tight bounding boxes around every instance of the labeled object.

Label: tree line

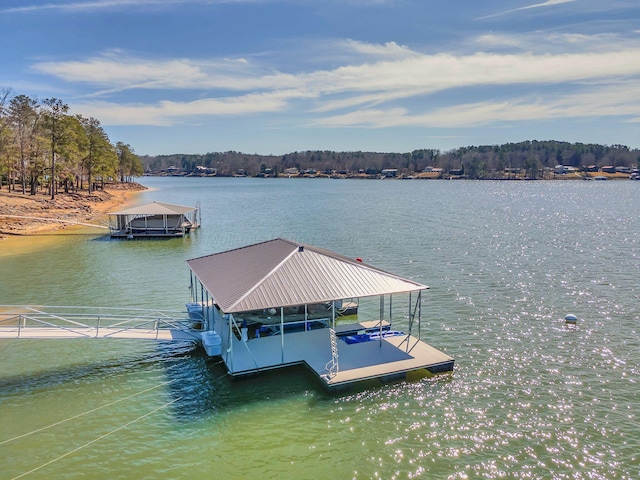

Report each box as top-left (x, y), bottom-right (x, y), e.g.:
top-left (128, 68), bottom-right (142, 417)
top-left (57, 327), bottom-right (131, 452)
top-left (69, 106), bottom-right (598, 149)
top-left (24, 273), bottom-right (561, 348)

top-left (0, 89), bottom-right (144, 198)
top-left (142, 141), bottom-right (639, 179)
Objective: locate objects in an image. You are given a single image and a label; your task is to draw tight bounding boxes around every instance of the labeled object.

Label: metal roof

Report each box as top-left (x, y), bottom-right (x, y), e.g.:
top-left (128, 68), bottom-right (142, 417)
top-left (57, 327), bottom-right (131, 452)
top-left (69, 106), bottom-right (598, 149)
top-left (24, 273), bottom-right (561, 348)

top-left (186, 238), bottom-right (428, 313)
top-left (109, 201), bottom-right (197, 216)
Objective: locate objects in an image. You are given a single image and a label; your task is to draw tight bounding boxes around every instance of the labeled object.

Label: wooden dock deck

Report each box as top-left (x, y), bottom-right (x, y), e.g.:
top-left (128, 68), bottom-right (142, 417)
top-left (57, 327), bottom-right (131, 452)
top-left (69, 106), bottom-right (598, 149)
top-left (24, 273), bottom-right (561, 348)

top-left (226, 321), bottom-right (454, 390)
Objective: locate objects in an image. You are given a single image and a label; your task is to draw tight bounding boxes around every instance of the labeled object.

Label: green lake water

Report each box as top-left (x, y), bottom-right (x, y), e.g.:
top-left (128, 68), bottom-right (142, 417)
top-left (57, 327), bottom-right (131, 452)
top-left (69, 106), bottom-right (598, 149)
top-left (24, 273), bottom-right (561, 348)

top-left (1, 177), bottom-right (639, 479)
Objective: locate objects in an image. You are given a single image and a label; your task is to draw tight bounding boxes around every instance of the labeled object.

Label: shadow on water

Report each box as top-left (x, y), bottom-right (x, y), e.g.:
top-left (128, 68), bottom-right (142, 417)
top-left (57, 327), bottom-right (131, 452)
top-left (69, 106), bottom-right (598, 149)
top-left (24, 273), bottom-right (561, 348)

top-left (164, 345), bottom-right (457, 421)
top-left (0, 341), bottom-right (198, 396)
top-left (163, 348), bottom-right (334, 421)
top-left (0, 339), bottom-right (339, 420)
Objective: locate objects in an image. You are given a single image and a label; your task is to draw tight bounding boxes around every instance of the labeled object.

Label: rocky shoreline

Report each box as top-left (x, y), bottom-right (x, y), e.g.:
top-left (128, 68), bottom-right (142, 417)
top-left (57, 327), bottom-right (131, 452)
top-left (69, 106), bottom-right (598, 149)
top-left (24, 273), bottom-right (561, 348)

top-left (0, 182), bottom-right (146, 237)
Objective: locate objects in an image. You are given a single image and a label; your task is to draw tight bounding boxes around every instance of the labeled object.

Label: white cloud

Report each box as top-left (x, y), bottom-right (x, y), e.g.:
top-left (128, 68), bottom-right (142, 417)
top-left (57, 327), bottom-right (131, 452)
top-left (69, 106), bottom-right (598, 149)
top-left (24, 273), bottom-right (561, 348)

top-left (74, 90), bottom-right (296, 125)
top-left (34, 40), bottom-right (640, 128)
top-left (477, 0), bottom-right (576, 20)
top-left (35, 47), bottom-right (640, 96)
top-left (313, 81), bottom-right (640, 128)
top-left (0, 0), bottom-right (265, 14)
top-left (341, 40), bottom-right (419, 60)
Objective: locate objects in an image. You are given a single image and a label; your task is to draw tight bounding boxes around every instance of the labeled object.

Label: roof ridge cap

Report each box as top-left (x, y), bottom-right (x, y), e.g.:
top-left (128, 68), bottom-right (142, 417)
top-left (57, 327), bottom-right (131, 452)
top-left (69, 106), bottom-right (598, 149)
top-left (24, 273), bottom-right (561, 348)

top-left (226, 242), bottom-right (299, 312)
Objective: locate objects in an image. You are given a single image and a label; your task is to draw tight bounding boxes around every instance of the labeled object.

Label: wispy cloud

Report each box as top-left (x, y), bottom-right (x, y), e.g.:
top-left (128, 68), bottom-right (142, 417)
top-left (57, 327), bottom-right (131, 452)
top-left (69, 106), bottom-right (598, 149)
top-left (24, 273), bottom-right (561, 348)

top-left (34, 46), bottom-right (640, 95)
top-left (313, 81), bottom-right (640, 129)
top-left (0, 0), bottom-right (258, 14)
top-left (32, 39), bottom-right (640, 128)
top-left (75, 91), bottom-right (294, 125)
top-left (477, 0), bottom-right (576, 20)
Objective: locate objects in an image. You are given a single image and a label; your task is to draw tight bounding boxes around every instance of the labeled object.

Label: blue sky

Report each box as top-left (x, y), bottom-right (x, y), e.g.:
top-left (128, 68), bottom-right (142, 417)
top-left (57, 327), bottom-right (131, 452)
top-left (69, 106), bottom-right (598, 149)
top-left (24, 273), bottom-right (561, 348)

top-left (1, 0), bottom-right (639, 156)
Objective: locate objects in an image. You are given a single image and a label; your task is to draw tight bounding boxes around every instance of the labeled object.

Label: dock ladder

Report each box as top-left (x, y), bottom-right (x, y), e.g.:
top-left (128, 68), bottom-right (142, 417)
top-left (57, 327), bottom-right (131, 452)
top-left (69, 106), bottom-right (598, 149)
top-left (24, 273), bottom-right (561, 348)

top-left (324, 328), bottom-right (339, 378)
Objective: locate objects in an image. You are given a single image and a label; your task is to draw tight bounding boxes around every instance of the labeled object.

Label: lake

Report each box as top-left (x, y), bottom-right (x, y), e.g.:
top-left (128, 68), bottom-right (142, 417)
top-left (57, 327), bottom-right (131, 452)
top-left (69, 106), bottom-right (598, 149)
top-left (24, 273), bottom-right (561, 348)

top-left (1, 177), bottom-right (639, 479)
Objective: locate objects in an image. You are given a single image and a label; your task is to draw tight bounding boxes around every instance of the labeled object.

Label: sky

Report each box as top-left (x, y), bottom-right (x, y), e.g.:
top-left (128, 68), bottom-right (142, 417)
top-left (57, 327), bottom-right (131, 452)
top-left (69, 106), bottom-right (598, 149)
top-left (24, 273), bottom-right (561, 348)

top-left (1, 0), bottom-right (639, 156)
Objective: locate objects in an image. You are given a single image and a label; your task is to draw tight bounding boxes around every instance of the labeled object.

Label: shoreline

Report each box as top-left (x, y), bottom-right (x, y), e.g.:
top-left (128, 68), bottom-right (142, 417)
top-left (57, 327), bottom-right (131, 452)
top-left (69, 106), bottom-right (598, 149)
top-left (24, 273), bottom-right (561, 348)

top-left (0, 182), bottom-right (146, 238)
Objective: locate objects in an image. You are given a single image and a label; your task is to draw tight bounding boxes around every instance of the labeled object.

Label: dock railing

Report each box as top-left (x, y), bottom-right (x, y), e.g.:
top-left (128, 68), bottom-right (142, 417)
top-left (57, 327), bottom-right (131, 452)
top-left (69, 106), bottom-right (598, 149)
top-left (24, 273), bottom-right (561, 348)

top-left (0, 305), bottom-right (202, 341)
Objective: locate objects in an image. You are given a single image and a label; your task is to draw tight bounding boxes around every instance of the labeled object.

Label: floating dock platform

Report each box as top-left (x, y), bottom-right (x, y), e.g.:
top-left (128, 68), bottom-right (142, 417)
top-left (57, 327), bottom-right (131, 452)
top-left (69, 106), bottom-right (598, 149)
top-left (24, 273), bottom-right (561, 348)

top-left (221, 320), bottom-right (454, 390)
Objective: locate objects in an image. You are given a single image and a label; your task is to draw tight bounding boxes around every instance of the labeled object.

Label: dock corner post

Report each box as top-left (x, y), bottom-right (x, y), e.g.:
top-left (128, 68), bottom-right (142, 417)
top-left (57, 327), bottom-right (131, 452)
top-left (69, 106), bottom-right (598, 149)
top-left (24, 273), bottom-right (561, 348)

top-left (418, 290), bottom-right (423, 340)
top-left (226, 314), bottom-right (234, 373)
top-left (280, 307), bottom-right (285, 363)
top-left (331, 301), bottom-right (336, 329)
top-left (205, 290), bottom-right (211, 331)
top-left (379, 295), bottom-right (384, 347)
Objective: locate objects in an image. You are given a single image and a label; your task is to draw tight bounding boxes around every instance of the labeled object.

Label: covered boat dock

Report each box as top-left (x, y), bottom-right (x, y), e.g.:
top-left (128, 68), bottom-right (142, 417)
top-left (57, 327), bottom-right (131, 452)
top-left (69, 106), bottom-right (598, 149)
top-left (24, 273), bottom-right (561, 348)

top-left (108, 201), bottom-right (200, 238)
top-left (186, 238), bottom-right (454, 390)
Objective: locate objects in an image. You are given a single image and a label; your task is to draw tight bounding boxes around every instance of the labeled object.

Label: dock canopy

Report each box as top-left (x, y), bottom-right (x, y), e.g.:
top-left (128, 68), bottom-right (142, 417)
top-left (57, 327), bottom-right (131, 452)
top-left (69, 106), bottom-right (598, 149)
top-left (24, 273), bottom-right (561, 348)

top-left (108, 201), bottom-right (200, 238)
top-left (186, 238), bottom-right (428, 313)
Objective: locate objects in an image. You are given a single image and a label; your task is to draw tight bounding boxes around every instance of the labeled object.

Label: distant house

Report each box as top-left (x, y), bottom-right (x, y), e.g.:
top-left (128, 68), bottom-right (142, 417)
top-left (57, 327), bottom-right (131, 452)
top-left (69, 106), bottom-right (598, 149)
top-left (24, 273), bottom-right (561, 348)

top-left (554, 165), bottom-right (576, 174)
top-left (284, 167), bottom-right (299, 176)
top-left (601, 166), bottom-right (616, 174)
top-left (195, 165), bottom-right (217, 175)
top-left (381, 169), bottom-right (398, 178)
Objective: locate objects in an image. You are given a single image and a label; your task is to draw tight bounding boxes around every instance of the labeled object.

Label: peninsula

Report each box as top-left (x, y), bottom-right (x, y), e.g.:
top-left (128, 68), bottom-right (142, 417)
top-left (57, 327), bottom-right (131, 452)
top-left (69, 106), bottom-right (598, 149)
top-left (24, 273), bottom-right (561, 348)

top-left (0, 182), bottom-right (145, 237)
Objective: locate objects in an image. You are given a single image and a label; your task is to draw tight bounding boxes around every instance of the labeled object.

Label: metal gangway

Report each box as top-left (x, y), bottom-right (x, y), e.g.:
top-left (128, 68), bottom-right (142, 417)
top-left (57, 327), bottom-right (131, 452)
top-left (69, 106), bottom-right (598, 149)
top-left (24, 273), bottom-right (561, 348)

top-left (0, 305), bottom-right (203, 343)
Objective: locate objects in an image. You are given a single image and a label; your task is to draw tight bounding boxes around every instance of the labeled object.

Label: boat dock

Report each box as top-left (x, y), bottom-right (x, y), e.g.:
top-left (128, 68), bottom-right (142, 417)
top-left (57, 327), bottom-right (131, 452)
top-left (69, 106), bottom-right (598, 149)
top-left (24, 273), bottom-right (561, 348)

top-left (1, 238), bottom-right (456, 393)
top-left (227, 320), bottom-right (454, 390)
top-left (107, 201), bottom-right (200, 238)
top-left (187, 238), bottom-right (455, 391)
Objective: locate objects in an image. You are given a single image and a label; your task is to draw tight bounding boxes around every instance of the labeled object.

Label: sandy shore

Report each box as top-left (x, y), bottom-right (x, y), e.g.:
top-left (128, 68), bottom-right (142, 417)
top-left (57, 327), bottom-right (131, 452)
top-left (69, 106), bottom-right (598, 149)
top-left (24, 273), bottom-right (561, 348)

top-left (0, 182), bottom-right (146, 237)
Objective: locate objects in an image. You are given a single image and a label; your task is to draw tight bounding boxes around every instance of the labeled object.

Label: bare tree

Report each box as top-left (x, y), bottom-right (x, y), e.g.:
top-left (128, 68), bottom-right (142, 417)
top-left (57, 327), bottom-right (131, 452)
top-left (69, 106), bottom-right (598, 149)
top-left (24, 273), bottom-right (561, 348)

top-left (8, 95), bottom-right (41, 194)
top-left (0, 88), bottom-right (13, 191)
top-left (41, 98), bottom-right (69, 200)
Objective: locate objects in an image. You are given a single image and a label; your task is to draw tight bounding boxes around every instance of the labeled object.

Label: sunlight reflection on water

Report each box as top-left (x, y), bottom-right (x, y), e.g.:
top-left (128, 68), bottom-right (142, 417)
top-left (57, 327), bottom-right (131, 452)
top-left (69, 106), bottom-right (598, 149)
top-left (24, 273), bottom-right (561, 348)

top-left (1, 178), bottom-right (639, 478)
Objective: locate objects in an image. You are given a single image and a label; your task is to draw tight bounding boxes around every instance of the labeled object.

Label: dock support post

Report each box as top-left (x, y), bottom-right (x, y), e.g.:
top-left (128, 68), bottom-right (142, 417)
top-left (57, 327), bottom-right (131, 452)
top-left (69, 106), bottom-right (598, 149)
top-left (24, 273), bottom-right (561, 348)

top-left (331, 301), bottom-right (336, 329)
top-left (379, 295), bottom-right (384, 347)
top-left (280, 307), bottom-right (285, 363)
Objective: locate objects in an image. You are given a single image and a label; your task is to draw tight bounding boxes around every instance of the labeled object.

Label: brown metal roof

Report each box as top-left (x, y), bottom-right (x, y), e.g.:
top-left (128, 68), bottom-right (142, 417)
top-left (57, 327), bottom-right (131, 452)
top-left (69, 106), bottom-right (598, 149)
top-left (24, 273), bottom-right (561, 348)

top-left (186, 238), bottom-right (428, 313)
top-left (109, 201), bottom-right (197, 216)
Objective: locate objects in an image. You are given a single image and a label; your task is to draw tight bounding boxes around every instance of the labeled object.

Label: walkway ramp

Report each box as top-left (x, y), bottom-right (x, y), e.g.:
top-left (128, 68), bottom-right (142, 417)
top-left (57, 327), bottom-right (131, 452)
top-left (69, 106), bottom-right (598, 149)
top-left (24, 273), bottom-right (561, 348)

top-left (0, 306), bottom-right (201, 343)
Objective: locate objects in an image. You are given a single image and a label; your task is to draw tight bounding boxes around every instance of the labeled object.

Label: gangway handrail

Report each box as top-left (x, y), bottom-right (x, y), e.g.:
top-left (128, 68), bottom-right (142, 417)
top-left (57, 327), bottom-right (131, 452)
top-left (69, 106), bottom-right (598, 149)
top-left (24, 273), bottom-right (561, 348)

top-left (15, 314), bottom-right (95, 338)
top-left (23, 306), bottom-right (93, 329)
top-left (100, 317), bottom-right (195, 338)
top-left (1, 304), bottom-right (190, 315)
top-left (0, 305), bottom-right (202, 341)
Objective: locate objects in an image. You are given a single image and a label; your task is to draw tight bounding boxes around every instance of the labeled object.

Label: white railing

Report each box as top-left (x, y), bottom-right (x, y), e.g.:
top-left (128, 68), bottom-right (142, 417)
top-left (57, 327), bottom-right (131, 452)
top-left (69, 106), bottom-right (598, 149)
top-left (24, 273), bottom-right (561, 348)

top-left (0, 305), bottom-right (202, 341)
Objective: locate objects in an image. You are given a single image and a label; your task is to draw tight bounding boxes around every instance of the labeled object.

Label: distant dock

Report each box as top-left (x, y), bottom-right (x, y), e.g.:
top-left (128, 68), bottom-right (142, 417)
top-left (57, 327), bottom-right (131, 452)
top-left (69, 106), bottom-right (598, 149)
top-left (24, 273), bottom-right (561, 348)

top-left (108, 201), bottom-right (200, 238)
